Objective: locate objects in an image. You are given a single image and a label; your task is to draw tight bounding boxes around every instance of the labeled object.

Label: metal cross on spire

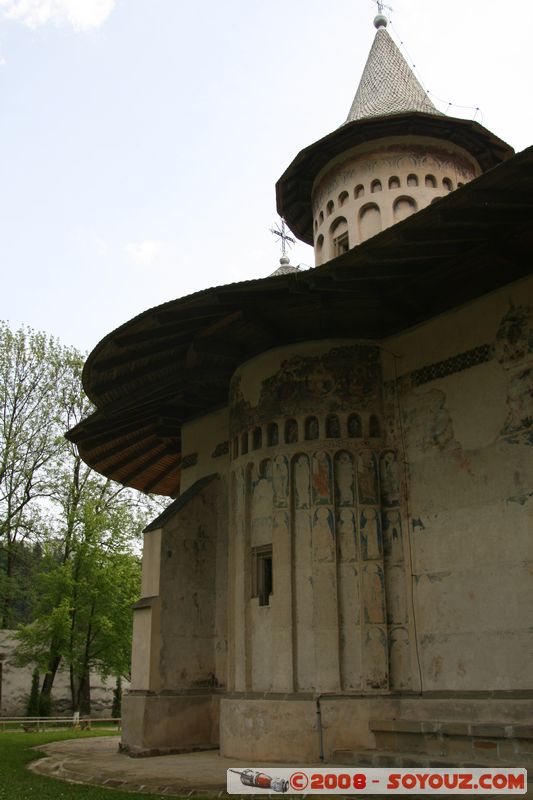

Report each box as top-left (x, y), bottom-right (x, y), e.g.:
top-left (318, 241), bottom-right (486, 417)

top-left (373, 0), bottom-right (393, 15)
top-left (270, 219), bottom-right (295, 258)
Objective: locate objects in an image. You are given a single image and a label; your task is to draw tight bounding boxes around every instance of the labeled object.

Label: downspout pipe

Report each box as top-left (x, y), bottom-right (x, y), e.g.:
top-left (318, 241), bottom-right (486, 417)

top-left (315, 695), bottom-right (324, 762)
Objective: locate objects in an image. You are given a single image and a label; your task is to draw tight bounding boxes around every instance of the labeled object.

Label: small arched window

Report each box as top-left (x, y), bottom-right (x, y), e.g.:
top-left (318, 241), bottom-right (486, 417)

top-left (355, 184), bottom-right (365, 199)
top-left (371, 179), bottom-right (382, 193)
top-left (338, 190), bottom-right (349, 206)
top-left (319, 210), bottom-right (324, 224)
top-left (388, 176), bottom-right (400, 190)
top-left (305, 416), bottom-right (319, 440)
top-left (316, 233), bottom-right (324, 251)
top-left (326, 200), bottom-right (334, 215)
top-left (407, 174), bottom-right (418, 187)
top-left (431, 196), bottom-right (443, 204)
top-left (326, 414), bottom-right (341, 438)
top-left (393, 196), bottom-right (417, 222)
top-left (443, 177), bottom-right (453, 191)
top-left (252, 427), bottom-right (262, 450)
top-left (241, 431), bottom-right (248, 455)
top-left (457, 181), bottom-right (465, 188)
top-left (330, 216), bottom-right (349, 257)
top-left (284, 419), bottom-right (298, 444)
top-left (314, 219), bottom-right (318, 231)
top-left (267, 422), bottom-right (279, 447)
top-left (369, 415), bottom-right (381, 438)
top-left (425, 174), bottom-right (437, 188)
top-left (348, 413), bottom-right (362, 438)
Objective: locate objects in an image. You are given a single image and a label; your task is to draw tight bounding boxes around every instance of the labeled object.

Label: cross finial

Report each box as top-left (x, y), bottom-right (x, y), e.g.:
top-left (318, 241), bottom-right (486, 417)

top-left (373, 0), bottom-right (392, 27)
top-left (374, 0), bottom-right (393, 14)
top-left (270, 219), bottom-right (295, 258)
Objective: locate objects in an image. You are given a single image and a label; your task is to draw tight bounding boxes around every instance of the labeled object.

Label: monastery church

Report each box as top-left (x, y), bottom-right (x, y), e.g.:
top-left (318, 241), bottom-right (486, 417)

top-left (68, 13), bottom-right (533, 765)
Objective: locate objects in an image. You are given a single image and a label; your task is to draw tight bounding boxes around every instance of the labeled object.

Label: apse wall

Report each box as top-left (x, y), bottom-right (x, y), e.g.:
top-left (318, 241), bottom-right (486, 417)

top-left (227, 340), bottom-right (413, 696)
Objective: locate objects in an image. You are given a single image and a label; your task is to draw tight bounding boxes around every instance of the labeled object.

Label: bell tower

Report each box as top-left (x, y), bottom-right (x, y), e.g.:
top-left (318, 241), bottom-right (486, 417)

top-left (277, 13), bottom-right (513, 265)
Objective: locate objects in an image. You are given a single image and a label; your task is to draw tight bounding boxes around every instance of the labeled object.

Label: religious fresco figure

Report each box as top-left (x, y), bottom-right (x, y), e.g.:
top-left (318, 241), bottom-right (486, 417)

top-left (313, 506), bottom-right (335, 562)
top-left (382, 510), bottom-right (403, 563)
top-left (357, 450), bottom-right (378, 504)
top-left (260, 459), bottom-right (272, 479)
top-left (347, 413), bottom-right (362, 438)
top-left (337, 508), bottom-right (357, 562)
top-left (363, 563), bottom-right (385, 623)
top-left (273, 509), bottom-right (290, 540)
top-left (294, 454), bottom-right (311, 508)
top-left (360, 507), bottom-right (381, 560)
top-left (305, 416), bottom-right (320, 440)
top-left (326, 414), bottom-right (341, 438)
top-left (312, 451), bottom-right (333, 505)
top-left (273, 455), bottom-right (289, 506)
top-left (267, 422), bottom-right (279, 447)
top-left (385, 564), bottom-right (407, 624)
top-left (380, 450), bottom-right (400, 507)
top-left (284, 418), bottom-right (299, 444)
top-left (335, 451), bottom-right (355, 506)
top-left (389, 627), bottom-right (410, 689)
top-left (364, 626), bottom-right (388, 690)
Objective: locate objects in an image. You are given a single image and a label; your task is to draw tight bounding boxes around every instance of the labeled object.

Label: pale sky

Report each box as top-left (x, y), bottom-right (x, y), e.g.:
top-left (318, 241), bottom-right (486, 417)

top-left (0, 0), bottom-right (531, 353)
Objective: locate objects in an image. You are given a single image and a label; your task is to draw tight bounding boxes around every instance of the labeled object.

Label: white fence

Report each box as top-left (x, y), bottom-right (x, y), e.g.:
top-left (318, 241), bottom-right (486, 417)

top-left (0, 716), bottom-right (121, 732)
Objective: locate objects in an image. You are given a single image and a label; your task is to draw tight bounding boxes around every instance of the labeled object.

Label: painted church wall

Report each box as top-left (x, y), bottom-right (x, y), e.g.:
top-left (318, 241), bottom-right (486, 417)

top-left (180, 407), bottom-right (230, 492)
top-left (227, 340), bottom-right (412, 697)
top-left (382, 274), bottom-right (533, 691)
top-left (155, 476), bottom-right (228, 691)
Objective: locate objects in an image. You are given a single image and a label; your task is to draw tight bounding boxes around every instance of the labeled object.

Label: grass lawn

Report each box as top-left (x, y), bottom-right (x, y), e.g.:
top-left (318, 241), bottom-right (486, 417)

top-left (0, 729), bottom-right (170, 800)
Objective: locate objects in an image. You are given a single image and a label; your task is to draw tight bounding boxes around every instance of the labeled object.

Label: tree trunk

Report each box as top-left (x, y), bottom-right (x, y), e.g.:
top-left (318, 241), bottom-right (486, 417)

top-left (39, 654), bottom-right (62, 715)
top-left (1, 540), bottom-right (14, 628)
top-left (80, 673), bottom-right (91, 717)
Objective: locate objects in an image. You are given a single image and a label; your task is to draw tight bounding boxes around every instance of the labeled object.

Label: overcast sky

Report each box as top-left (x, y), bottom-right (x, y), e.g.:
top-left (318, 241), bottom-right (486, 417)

top-left (0, 0), bottom-right (531, 353)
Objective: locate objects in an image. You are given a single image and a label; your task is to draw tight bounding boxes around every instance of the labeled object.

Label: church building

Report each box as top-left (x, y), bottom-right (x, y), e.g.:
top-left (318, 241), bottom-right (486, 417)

top-left (67, 13), bottom-right (533, 766)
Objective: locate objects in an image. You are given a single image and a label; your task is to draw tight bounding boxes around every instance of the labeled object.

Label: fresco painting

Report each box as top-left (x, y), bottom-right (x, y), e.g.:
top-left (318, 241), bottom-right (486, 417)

top-left (312, 451), bottom-right (333, 505)
top-left (357, 450), bottom-right (378, 504)
top-left (335, 451), bottom-right (355, 506)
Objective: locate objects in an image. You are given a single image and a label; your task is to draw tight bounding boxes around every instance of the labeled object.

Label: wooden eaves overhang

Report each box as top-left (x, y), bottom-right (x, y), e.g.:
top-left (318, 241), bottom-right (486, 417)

top-left (66, 145), bottom-right (533, 497)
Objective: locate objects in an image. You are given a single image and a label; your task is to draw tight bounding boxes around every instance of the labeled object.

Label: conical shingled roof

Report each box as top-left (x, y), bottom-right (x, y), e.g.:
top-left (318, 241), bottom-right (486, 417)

top-left (270, 257), bottom-right (300, 277)
top-left (346, 27), bottom-right (440, 122)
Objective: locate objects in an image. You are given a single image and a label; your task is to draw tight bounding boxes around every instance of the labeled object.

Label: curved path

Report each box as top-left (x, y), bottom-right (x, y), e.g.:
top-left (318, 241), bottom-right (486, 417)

top-left (29, 736), bottom-right (241, 795)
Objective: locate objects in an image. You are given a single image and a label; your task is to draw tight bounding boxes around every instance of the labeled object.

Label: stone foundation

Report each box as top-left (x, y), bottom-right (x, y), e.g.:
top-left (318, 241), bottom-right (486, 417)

top-left (220, 693), bottom-right (533, 763)
top-left (121, 691), bottom-right (220, 757)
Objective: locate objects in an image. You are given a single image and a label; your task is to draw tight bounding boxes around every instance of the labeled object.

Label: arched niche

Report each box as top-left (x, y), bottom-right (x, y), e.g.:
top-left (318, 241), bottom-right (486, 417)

top-left (358, 203), bottom-right (382, 242)
top-left (393, 196), bottom-right (417, 223)
top-left (267, 422), bottom-right (279, 447)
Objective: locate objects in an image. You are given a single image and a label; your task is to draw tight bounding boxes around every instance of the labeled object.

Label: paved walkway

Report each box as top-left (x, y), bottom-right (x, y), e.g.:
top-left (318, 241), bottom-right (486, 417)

top-left (29, 736), bottom-right (532, 798)
top-left (29, 736), bottom-right (287, 796)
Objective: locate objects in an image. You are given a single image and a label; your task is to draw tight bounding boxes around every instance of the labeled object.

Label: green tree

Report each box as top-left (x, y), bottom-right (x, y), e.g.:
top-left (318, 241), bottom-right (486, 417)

top-left (4, 326), bottom-right (165, 713)
top-left (0, 322), bottom-right (70, 628)
top-left (26, 668), bottom-right (40, 716)
top-left (111, 676), bottom-right (122, 719)
top-left (16, 496), bottom-right (143, 714)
